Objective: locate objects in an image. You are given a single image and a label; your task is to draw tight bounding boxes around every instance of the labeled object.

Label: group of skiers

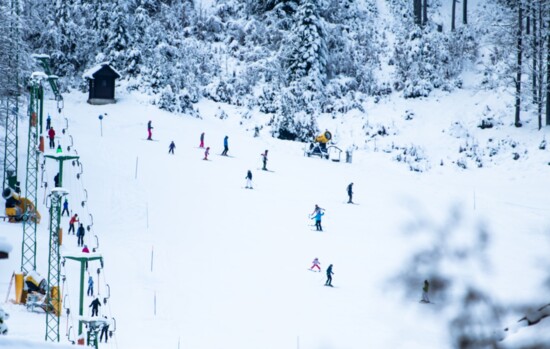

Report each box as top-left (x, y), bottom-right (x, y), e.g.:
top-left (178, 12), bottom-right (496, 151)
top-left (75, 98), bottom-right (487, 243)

top-left (147, 121), bottom-right (272, 189)
top-left (146, 121), bottom-right (432, 297)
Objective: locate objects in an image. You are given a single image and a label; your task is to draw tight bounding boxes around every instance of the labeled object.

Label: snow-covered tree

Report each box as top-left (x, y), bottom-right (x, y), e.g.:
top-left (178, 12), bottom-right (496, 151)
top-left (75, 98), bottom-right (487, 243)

top-left (284, 0), bottom-right (327, 93)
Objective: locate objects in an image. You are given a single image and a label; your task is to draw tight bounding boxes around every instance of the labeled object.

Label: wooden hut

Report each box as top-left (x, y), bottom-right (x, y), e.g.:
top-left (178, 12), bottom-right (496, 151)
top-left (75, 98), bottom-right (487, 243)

top-left (83, 63), bottom-right (121, 105)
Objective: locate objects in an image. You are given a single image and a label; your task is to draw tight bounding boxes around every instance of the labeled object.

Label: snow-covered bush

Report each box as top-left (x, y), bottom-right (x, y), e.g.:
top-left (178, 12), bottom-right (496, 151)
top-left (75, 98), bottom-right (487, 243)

top-left (270, 110), bottom-right (317, 142)
top-left (393, 144), bottom-right (431, 172)
top-left (0, 306), bottom-right (9, 335)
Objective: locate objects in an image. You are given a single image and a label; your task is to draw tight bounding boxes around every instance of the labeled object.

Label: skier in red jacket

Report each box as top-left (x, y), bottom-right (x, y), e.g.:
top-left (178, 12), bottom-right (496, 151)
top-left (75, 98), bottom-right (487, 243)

top-left (48, 127), bottom-right (56, 149)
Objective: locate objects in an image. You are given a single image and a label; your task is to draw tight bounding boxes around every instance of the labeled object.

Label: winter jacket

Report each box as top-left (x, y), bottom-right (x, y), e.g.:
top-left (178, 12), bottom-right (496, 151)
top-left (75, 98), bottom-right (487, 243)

top-left (90, 298), bottom-right (101, 309)
top-left (69, 215), bottom-right (79, 224)
top-left (48, 128), bottom-right (55, 139)
top-left (224, 136), bottom-right (228, 147)
top-left (326, 265), bottom-right (334, 276)
top-left (246, 171), bottom-right (252, 180)
top-left (77, 225), bottom-right (85, 237)
top-left (311, 211), bottom-right (324, 221)
top-left (63, 200), bottom-right (68, 209)
top-left (347, 184), bottom-right (353, 195)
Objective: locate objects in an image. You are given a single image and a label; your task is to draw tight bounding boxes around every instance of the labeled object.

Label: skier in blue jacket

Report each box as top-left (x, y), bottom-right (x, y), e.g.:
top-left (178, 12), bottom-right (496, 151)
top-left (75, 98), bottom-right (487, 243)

top-left (221, 136), bottom-right (229, 156)
top-left (311, 210), bottom-right (324, 231)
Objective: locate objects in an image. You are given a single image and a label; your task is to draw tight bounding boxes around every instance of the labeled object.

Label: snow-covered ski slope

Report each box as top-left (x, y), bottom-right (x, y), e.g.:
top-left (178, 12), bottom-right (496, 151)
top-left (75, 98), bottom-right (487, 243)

top-left (1, 85), bottom-right (550, 349)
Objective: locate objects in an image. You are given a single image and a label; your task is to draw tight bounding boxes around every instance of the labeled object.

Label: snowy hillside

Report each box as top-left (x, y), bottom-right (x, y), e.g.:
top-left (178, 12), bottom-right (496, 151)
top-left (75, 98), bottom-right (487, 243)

top-left (1, 79), bottom-right (549, 348)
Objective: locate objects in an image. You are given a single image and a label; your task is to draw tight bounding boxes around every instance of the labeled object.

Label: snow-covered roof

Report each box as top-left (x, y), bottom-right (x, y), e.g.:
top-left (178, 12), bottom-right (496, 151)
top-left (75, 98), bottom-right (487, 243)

top-left (82, 62), bottom-right (121, 80)
top-left (30, 72), bottom-right (48, 80)
top-left (31, 53), bottom-right (50, 60)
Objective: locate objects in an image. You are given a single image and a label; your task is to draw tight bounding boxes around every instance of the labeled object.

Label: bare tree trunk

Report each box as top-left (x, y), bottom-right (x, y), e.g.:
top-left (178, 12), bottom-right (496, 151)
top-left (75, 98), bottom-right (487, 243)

top-left (462, 0), bottom-right (467, 25)
top-left (536, 0), bottom-right (544, 130)
top-left (532, 2), bottom-right (537, 106)
top-left (547, 12), bottom-right (550, 126)
top-left (451, 0), bottom-right (457, 31)
top-left (515, 2), bottom-right (523, 128)
top-left (414, 0), bottom-right (422, 26)
top-left (422, 0), bottom-right (428, 26)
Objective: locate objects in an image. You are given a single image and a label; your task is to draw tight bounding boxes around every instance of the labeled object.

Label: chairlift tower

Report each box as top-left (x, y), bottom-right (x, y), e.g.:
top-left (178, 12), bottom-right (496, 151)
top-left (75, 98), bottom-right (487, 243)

top-left (2, 0), bottom-right (21, 191)
top-left (44, 154), bottom-right (78, 343)
top-left (21, 55), bottom-right (63, 274)
top-left (21, 73), bottom-right (44, 274)
top-left (64, 254), bottom-right (103, 340)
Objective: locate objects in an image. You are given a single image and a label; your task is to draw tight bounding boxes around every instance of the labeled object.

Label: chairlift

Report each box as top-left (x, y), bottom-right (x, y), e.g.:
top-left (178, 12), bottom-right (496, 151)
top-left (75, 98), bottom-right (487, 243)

top-left (103, 284), bottom-right (110, 305)
top-left (88, 213), bottom-right (94, 232)
top-left (66, 325), bottom-right (75, 345)
top-left (77, 162), bottom-right (83, 179)
top-left (56, 95), bottom-right (64, 113)
top-left (67, 135), bottom-right (73, 152)
top-left (81, 189), bottom-right (87, 207)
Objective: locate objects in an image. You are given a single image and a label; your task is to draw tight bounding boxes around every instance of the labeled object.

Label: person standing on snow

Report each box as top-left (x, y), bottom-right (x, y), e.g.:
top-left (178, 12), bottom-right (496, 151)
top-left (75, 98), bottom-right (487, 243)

top-left (68, 214), bottom-right (79, 234)
top-left (245, 170), bottom-right (253, 189)
top-left (87, 275), bottom-right (94, 297)
top-left (347, 182), bottom-right (354, 204)
top-left (261, 150), bottom-right (268, 171)
top-left (221, 136), bottom-right (229, 156)
top-left (77, 223), bottom-right (85, 247)
top-left (48, 127), bottom-right (56, 149)
top-left (203, 147), bottom-right (210, 160)
top-left (325, 264), bottom-right (334, 286)
top-left (421, 280), bottom-right (430, 303)
top-left (310, 258), bottom-right (321, 272)
top-left (311, 209), bottom-right (325, 231)
top-left (168, 141), bottom-right (176, 154)
top-left (89, 297), bottom-right (101, 317)
top-left (62, 198), bottom-right (69, 216)
top-left (46, 114), bottom-right (51, 130)
top-left (147, 120), bottom-right (153, 140)
top-left (199, 132), bottom-right (205, 148)
top-left (311, 204), bottom-right (324, 216)
top-left (100, 317), bottom-right (110, 343)
top-left (53, 173), bottom-right (60, 187)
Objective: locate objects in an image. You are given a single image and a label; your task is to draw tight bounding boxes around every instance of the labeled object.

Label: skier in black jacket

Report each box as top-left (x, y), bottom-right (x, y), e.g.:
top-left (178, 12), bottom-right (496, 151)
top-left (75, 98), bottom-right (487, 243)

top-left (325, 264), bottom-right (334, 286)
top-left (347, 182), bottom-right (354, 204)
top-left (89, 297), bottom-right (101, 317)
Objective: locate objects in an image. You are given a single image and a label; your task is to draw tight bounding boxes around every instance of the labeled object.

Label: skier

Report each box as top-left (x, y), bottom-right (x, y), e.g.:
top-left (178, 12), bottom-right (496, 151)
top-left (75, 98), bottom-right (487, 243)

top-left (89, 297), bottom-right (101, 317)
top-left (87, 275), bottom-right (94, 297)
top-left (347, 182), bottom-right (354, 204)
top-left (77, 223), bottom-right (85, 247)
top-left (245, 170), bottom-right (253, 189)
top-left (325, 264), bottom-right (334, 286)
top-left (53, 173), bottom-right (60, 187)
top-left (310, 204), bottom-right (325, 216)
top-left (147, 120), bottom-right (153, 140)
top-left (61, 198), bottom-right (69, 217)
top-left (261, 150), bottom-right (268, 170)
top-left (221, 135), bottom-right (229, 156)
top-left (46, 114), bottom-right (51, 130)
top-left (310, 257), bottom-right (321, 272)
top-left (203, 147), bottom-right (210, 160)
top-left (48, 127), bottom-right (56, 149)
top-left (100, 317), bottom-right (110, 343)
top-left (82, 245), bottom-right (90, 253)
top-left (56, 144), bottom-right (62, 154)
top-left (68, 214), bottom-right (79, 234)
top-left (168, 141), bottom-right (176, 154)
top-left (421, 280), bottom-right (430, 303)
top-left (199, 132), bottom-right (205, 148)
top-left (311, 209), bottom-right (324, 231)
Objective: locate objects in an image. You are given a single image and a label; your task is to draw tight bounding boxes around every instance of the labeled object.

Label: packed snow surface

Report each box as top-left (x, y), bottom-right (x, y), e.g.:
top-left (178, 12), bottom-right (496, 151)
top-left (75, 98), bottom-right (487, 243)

top-left (1, 84), bottom-right (549, 349)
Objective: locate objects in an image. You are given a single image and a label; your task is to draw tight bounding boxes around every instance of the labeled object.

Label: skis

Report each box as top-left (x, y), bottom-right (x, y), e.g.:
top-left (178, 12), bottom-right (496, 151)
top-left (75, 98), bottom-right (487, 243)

top-left (257, 168), bottom-right (275, 173)
top-left (143, 138), bottom-right (159, 142)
